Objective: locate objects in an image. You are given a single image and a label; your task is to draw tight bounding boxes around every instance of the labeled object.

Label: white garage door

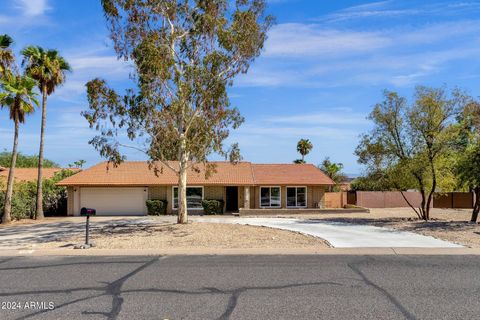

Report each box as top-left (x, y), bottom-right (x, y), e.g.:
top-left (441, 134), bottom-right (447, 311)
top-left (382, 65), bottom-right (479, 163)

top-left (80, 187), bottom-right (146, 216)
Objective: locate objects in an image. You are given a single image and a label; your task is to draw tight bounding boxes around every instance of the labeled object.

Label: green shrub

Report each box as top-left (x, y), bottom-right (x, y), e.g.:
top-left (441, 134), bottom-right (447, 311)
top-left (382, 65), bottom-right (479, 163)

top-left (0, 190), bottom-right (34, 221)
top-left (0, 185), bottom-right (35, 221)
top-left (146, 200), bottom-right (168, 215)
top-left (0, 169), bottom-right (78, 222)
top-left (201, 199), bottom-right (224, 215)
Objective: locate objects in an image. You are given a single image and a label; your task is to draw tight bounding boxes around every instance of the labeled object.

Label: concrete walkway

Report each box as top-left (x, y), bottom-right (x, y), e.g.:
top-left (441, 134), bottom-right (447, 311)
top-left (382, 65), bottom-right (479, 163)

top-left (194, 217), bottom-right (463, 248)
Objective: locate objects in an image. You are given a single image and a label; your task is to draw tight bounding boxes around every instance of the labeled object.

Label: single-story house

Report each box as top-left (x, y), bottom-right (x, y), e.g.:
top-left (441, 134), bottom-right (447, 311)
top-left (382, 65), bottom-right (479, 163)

top-left (57, 161), bottom-right (335, 216)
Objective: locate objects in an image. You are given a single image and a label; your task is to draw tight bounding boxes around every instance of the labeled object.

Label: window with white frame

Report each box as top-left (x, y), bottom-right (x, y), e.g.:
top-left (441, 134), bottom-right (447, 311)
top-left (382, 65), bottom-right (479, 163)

top-left (260, 187), bottom-right (281, 207)
top-left (173, 187), bottom-right (203, 209)
top-left (287, 187), bottom-right (307, 207)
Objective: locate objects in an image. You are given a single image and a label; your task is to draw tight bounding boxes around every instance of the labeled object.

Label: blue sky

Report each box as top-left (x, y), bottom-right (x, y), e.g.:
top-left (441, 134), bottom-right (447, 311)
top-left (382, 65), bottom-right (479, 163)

top-left (1, 0), bottom-right (480, 175)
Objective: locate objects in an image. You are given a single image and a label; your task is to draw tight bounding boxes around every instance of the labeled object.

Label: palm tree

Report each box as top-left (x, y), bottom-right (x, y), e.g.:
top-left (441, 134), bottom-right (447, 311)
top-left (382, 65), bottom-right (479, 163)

top-left (319, 157), bottom-right (347, 185)
top-left (21, 46), bottom-right (71, 220)
top-left (0, 34), bottom-right (15, 77)
top-left (296, 139), bottom-right (313, 163)
top-left (0, 73), bottom-right (39, 223)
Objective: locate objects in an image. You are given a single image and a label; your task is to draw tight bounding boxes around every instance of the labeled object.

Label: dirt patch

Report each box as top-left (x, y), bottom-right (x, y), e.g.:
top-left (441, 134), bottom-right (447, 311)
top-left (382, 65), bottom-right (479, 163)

top-left (271, 208), bottom-right (480, 248)
top-left (39, 221), bottom-right (330, 250)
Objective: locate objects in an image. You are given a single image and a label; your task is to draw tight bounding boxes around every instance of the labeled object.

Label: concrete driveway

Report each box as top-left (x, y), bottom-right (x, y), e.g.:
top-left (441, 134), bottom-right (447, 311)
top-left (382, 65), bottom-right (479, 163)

top-left (0, 217), bottom-right (156, 250)
top-left (194, 217), bottom-right (463, 248)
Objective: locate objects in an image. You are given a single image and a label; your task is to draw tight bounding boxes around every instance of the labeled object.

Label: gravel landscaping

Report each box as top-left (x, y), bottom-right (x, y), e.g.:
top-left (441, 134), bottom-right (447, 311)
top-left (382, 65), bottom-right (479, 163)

top-left (39, 221), bottom-right (330, 250)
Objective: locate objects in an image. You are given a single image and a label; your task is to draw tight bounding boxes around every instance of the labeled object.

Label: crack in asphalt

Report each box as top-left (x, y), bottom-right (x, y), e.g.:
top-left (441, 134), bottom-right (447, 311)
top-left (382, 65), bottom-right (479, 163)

top-left (215, 281), bottom-right (342, 320)
top-left (121, 281), bottom-right (342, 320)
top-left (82, 258), bottom-right (159, 320)
top-left (348, 261), bottom-right (416, 320)
top-left (8, 258), bottom-right (160, 320)
top-left (0, 257), bottom-right (14, 265)
top-left (0, 257), bottom-right (343, 320)
top-left (1, 256), bottom-right (425, 320)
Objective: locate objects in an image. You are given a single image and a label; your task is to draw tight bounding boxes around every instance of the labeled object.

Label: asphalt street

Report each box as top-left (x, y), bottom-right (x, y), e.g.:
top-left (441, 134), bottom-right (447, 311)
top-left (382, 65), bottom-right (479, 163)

top-left (0, 255), bottom-right (478, 319)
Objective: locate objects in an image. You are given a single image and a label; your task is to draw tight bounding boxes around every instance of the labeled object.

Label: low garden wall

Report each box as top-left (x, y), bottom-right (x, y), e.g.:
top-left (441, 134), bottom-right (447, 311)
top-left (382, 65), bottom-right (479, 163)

top-left (355, 191), bottom-right (425, 208)
top-left (324, 192), bottom-right (347, 208)
top-left (433, 192), bottom-right (475, 209)
top-left (346, 191), bottom-right (476, 209)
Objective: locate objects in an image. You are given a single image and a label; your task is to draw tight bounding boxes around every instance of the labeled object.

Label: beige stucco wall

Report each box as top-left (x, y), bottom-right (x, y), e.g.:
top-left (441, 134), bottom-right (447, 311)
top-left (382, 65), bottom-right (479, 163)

top-left (166, 187), bottom-right (173, 214)
top-left (67, 187), bottom-right (74, 216)
top-left (204, 186), bottom-right (224, 201)
top-left (238, 186), bottom-right (245, 209)
top-left (148, 186), bottom-right (168, 201)
top-left (311, 186), bottom-right (325, 208)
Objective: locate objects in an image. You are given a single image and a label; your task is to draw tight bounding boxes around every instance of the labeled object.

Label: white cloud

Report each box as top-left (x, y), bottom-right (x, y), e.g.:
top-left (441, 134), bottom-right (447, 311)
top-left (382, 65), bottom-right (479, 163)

top-left (68, 55), bottom-right (130, 73)
top-left (0, 0), bottom-right (52, 27)
top-left (53, 52), bottom-right (132, 100)
top-left (240, 18), bottom-right (480, 88)
top-left (324, 0), bottom-right (417, 22)
top-left (237, 124), bottom-right (359, 140)
top-left (344, 1), bottom-right (392, 11)
top-left (322, 1), bottom-right (480, 22)
top-left (265, 23), bottom-right (391, 57)
top-left (267, 111), bottom-right (369, 125)
top-left (15, 0), bottom-right (50, 17)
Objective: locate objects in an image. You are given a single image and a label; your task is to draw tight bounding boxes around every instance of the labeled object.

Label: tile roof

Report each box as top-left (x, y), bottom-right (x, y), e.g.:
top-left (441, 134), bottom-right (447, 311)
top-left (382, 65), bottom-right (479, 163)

top-left (251, 163), bottom-right (335, 185)
top-left (0, 167), bottom-right (79, 182)
top-left (57, 161), bottom-right (335, 186)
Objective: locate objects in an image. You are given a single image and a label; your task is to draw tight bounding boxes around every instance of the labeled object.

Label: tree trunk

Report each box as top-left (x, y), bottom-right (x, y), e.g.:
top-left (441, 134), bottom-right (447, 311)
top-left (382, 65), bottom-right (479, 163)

top-left (177, 139), bottom-right (188, 224)
top-left (35, 86), bottom-right (47, 220)
top-left (2, 117), bottom-right (19, 224)
top-left (177, 161), bottom-right (188, 224)
top-left (425, 189), bottom-right (434, 221)
top-left (413, 173), bottom-right (428, 220)
top-left (419, 190), bottom-right (427, 221)
top-left (471, 187), bottom-right (480, 223)
top-left (425, 160), bottom-right (437, 221)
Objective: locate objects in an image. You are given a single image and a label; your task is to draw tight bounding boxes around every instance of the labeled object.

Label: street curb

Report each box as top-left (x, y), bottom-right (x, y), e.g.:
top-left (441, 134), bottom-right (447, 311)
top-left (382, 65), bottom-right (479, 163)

top-left (1, 247), bottom-right (479, 257)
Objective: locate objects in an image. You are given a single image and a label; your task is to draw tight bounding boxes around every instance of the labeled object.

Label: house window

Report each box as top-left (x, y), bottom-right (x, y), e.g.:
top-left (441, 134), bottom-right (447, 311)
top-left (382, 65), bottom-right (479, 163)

top-left (173, 187), bottom-right (203, 209)
top-left (287, 187), bottom-right (307, 207)
top-left (260, 187), bottom-right (281, 208)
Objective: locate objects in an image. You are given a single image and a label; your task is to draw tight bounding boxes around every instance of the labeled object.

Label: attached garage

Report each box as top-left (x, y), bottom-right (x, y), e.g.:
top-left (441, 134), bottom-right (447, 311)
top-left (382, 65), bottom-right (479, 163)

top-left (78, 187), bottom-right (147, 216)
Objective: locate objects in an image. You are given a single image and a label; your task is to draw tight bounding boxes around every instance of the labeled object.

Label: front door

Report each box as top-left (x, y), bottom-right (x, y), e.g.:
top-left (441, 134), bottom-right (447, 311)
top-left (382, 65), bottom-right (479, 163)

top-left (225, 187), bottom-right (239, 212)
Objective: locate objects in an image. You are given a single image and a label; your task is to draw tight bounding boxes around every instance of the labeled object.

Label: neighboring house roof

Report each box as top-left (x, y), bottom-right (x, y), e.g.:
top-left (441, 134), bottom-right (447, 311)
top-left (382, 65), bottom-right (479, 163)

top-left (0, 167), bottom-right (79, 182)
top-left (57, 161), bottom-right (335, 186)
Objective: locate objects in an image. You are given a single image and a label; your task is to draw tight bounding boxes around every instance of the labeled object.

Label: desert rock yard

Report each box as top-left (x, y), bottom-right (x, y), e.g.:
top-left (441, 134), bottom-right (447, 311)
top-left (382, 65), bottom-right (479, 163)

top-left (277, 208), bottom-right (480, 248)
top-left (39, 221), bottom-right (330, 250)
